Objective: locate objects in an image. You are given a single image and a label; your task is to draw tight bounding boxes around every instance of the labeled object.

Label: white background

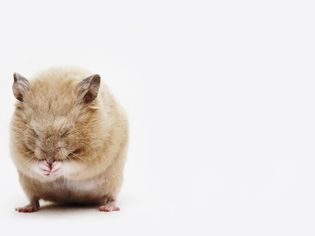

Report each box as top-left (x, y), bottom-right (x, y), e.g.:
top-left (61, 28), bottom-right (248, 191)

top-left (0, 0), bottom-right (314, 235)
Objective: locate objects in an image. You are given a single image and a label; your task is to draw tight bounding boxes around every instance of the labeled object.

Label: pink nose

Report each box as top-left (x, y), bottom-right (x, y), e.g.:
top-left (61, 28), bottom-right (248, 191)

top-left (46, 159), bottom-right (55, 166)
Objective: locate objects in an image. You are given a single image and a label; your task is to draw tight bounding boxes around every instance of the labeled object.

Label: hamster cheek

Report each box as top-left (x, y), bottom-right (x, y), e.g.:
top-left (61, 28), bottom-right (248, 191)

top-left (62, 161), bottom-right (84, 178)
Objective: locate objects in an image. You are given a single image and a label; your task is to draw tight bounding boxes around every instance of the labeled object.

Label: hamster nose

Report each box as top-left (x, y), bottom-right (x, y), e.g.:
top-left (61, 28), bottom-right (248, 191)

top-left (46, 159), bottom-right (55, 166)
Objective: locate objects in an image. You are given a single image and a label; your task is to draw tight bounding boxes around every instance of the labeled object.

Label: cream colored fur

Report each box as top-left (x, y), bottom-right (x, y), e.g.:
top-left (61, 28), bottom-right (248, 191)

top-left (10, 67), bottom-right (128, 212)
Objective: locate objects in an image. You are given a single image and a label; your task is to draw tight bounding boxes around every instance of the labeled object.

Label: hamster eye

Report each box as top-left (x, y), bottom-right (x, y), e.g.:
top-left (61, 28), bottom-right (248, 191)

top-left (60, 129), bottom-right (70, 138)
top-left (31, 129), bottom-right (39, 138)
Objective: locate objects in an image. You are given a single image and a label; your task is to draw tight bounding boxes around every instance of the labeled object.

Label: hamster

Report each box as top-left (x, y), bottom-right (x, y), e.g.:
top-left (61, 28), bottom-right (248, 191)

top-left (10, 67), bottom-right (128, 213)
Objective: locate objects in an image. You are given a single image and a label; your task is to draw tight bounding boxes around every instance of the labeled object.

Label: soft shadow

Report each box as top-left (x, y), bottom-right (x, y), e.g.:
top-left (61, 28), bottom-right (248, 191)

top-left (39, 202), bottom-right (100, 214)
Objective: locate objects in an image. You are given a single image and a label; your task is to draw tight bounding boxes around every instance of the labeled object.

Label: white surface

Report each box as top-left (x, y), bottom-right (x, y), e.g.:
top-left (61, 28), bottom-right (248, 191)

top-left (0, 0), bottom-right (314, 235)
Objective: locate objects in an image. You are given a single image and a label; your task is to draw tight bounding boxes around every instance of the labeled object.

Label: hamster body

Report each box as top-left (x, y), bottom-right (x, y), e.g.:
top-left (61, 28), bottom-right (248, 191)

top-left (10, 67), bottom-right (128, 212)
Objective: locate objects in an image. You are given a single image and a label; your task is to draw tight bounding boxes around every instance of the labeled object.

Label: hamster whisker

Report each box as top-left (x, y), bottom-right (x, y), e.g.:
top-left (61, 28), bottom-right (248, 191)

top-left (59, 148), bottom-right (70, 161)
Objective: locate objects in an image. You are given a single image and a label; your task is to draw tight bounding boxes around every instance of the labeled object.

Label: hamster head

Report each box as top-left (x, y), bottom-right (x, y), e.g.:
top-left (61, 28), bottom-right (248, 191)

top-left (11, 71), bottom-right (104, 180)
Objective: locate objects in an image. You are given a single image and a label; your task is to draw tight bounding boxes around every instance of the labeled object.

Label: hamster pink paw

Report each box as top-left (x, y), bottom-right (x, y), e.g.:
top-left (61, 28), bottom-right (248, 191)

top-left (16, 204), bottom-right (39, 213)
top-left (39, 161), bottom-right (51, 176)
top-left (99, 202), bottom-right (120, 212)
top-left (51, 161), bottom-right (62, 174)
top-left (39, 160), bottom-right (62, 176)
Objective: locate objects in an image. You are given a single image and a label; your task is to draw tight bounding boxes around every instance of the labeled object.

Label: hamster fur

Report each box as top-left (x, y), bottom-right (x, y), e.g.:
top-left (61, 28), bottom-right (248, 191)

top-left (10, 67), bottom-right (128, 213)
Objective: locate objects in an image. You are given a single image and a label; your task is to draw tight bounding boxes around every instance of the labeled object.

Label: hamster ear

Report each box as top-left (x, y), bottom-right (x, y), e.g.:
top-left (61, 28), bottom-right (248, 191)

top-left (13, 73), bottom-right (30, 102)
top-left (77, 74), bottom-right (101, 103)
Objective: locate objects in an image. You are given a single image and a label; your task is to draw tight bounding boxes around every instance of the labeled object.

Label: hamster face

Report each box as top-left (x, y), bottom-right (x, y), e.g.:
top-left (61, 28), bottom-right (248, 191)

top-left (11, 72), bottom-right (103, 180)
top-left (23, 113), bottom-right (83, 177)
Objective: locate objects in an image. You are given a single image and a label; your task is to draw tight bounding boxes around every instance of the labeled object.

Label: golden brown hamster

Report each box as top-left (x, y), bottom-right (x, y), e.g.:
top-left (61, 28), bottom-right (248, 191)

top-left (10, 67), bottom-right (128, 213)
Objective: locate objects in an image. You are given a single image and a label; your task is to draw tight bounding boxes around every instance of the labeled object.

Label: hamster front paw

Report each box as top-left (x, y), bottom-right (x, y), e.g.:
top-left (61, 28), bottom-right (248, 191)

top-left (38, 160), bottom-right (62, 177)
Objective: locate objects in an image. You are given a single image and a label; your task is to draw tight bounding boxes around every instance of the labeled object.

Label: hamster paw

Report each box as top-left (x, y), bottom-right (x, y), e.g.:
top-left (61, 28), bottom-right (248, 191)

top-left (16, 200), bottom-right (40, 213)
top-left (15, 204), bottom-right (39, 213)
top-left (99, 202), bottom-right (120, 212)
